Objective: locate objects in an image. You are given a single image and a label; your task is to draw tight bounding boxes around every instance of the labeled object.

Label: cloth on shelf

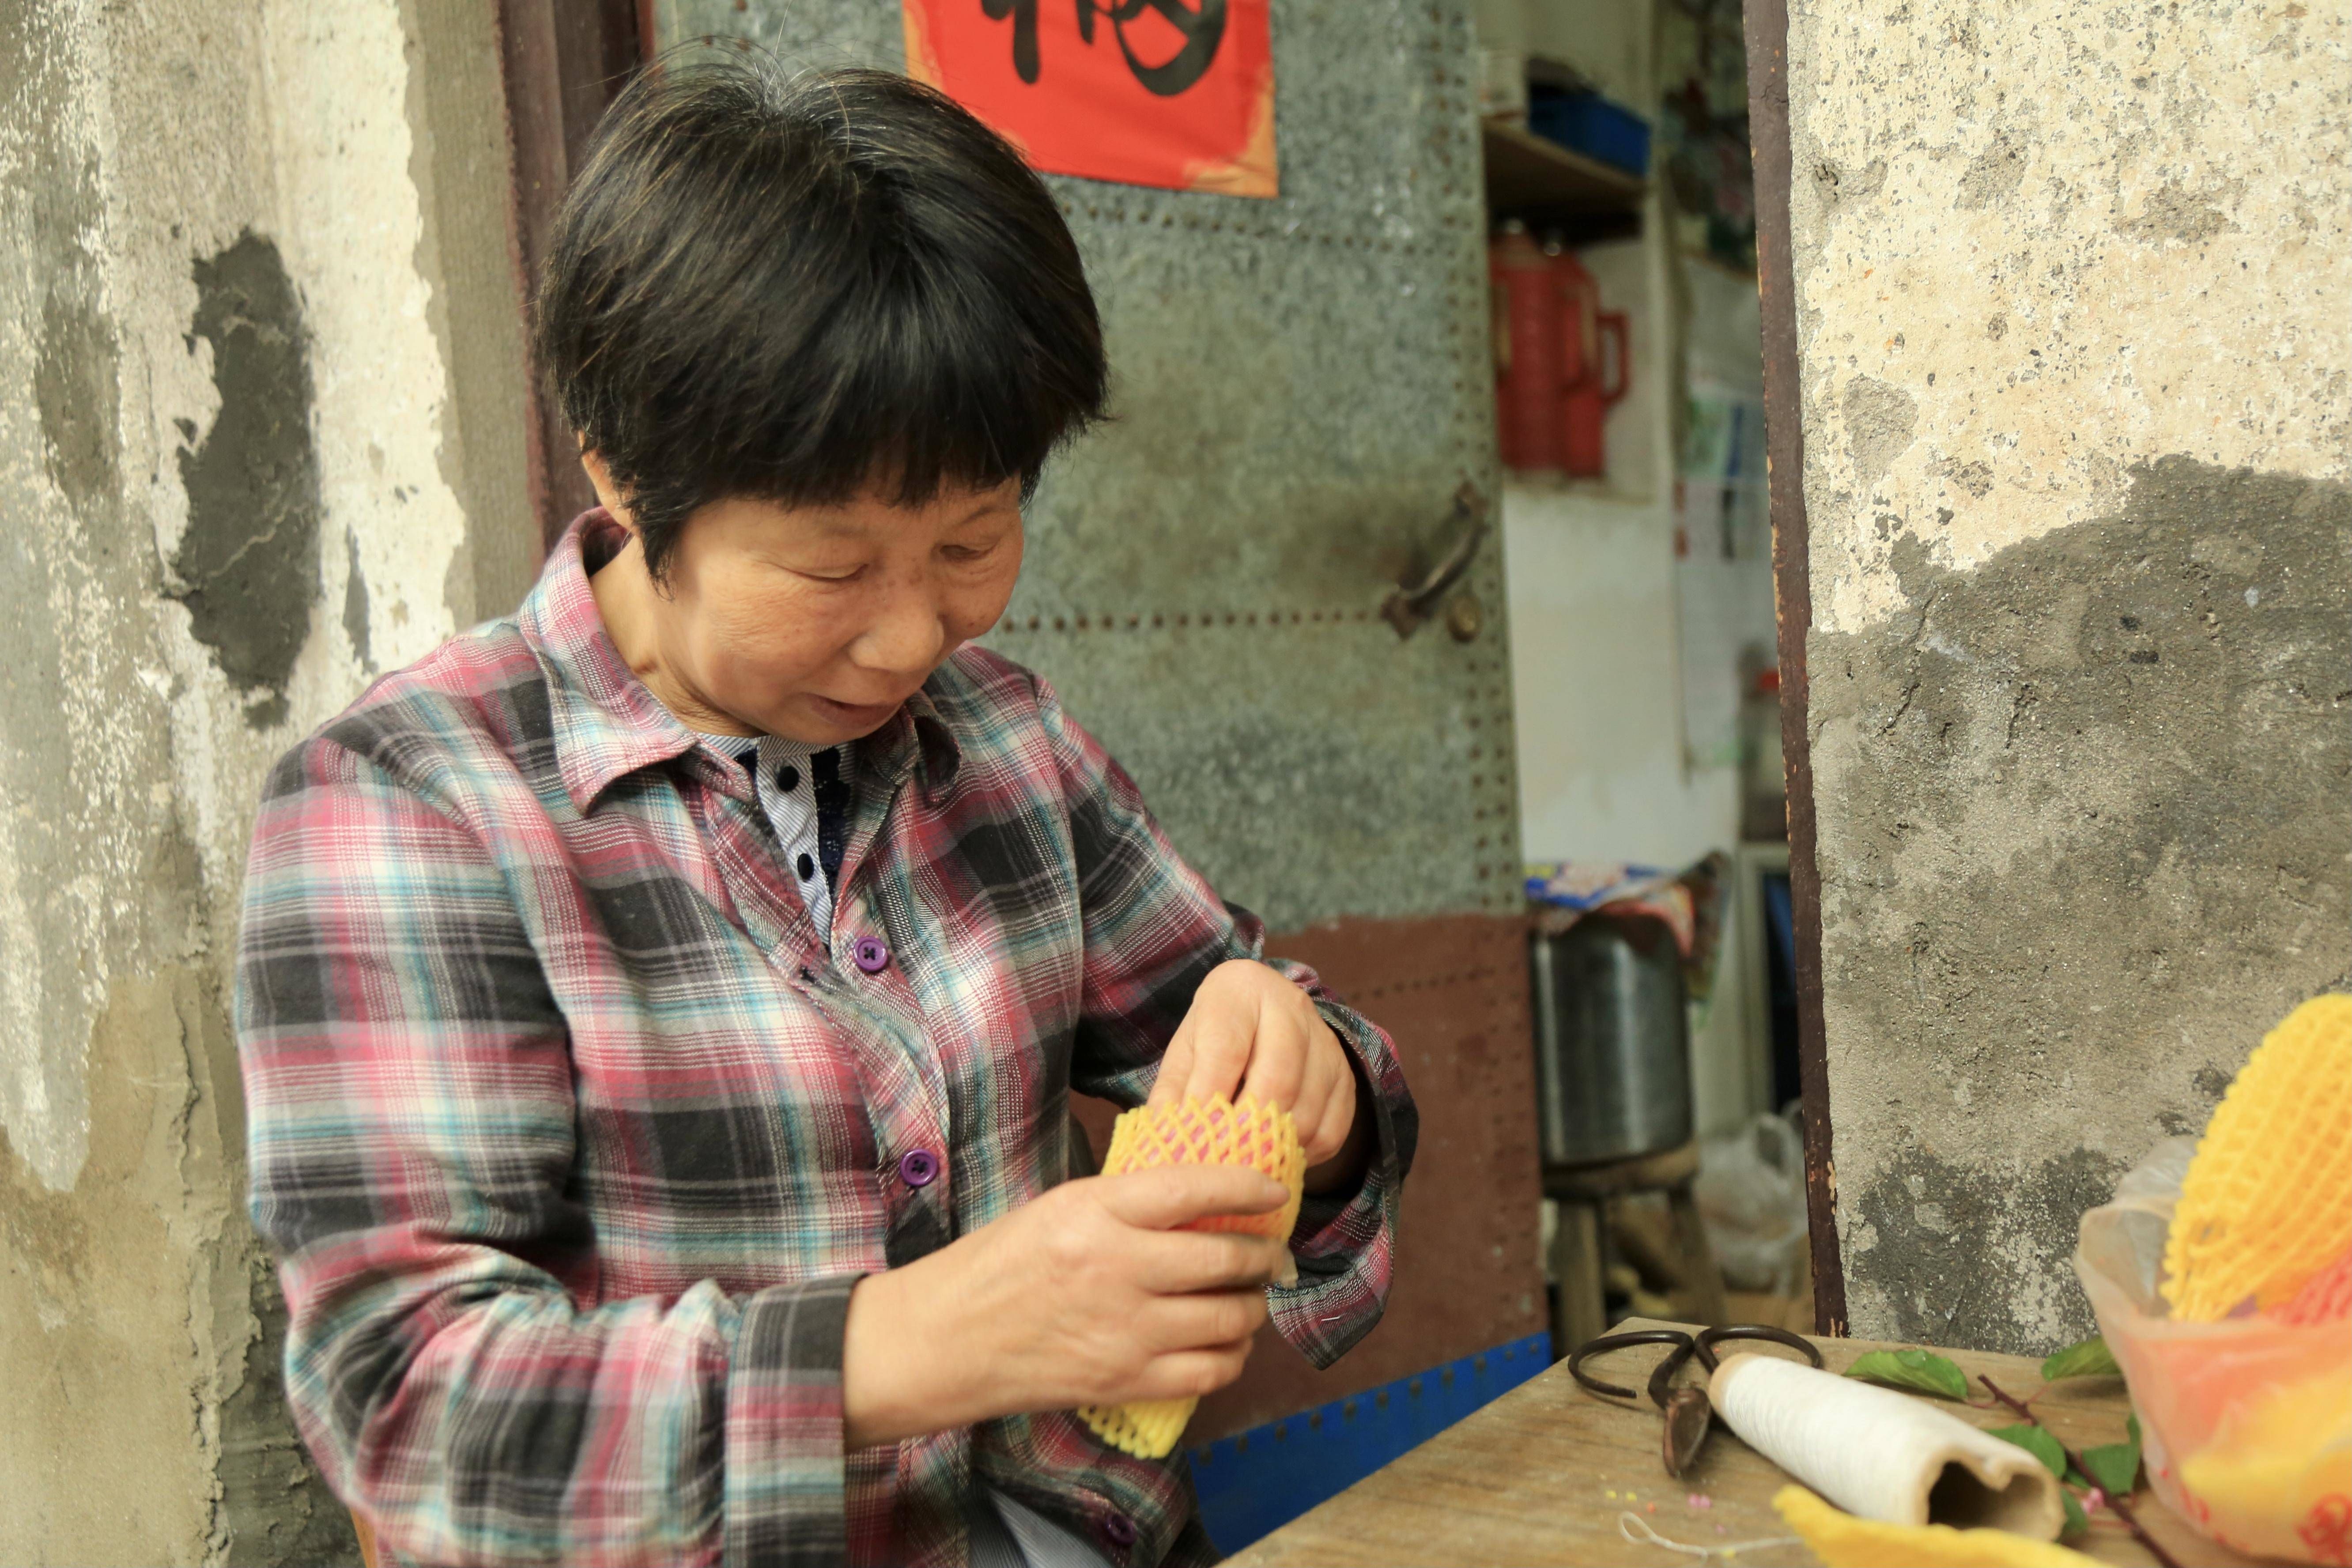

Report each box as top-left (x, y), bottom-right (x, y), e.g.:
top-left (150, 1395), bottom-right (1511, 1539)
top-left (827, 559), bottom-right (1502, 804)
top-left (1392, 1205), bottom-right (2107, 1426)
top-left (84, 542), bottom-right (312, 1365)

top-left (1526, 861), bottom-right (1694, 953)
top-left (1525, 854), bottom-right (1730, 1004)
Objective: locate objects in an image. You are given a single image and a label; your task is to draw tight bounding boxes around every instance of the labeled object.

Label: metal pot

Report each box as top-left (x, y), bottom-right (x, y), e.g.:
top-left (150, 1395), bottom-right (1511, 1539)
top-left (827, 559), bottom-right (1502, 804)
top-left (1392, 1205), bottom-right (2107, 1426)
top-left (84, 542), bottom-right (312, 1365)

top-left (1529, 912), bottom-right (1693, 1167)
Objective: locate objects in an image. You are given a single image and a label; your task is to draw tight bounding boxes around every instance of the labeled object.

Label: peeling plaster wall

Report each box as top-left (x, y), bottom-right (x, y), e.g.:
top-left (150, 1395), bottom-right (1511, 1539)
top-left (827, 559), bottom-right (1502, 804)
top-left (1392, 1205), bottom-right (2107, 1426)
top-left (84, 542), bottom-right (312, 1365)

top-left (0, 0), bottom-right (532, 1560)
top-left (1784, 0), bottom-right (2350, 1352)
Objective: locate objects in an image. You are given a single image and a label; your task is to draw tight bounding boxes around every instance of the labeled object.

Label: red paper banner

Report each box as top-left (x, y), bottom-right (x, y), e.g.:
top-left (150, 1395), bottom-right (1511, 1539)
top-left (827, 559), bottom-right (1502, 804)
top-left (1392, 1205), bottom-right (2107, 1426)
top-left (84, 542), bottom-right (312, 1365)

top-left (903, 1), bottom-right (1276, 198)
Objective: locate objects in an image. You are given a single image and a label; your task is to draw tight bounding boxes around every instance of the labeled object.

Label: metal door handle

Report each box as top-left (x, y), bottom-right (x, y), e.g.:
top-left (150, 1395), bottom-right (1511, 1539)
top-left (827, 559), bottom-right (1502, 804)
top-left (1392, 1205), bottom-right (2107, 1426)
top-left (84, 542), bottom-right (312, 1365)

top-left (1381, 481), bottom-right (1489, 638)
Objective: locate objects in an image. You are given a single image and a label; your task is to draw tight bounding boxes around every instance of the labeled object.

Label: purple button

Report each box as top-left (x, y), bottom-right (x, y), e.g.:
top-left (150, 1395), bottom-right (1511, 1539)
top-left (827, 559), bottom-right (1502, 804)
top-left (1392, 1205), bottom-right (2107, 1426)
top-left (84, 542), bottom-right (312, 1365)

top-left (851, 935), bottom-right (890, 974)
top-left (897, 1148), bottom-right (940, 1189)
top-left (1099, 1513), bottom-right (1138, 1549)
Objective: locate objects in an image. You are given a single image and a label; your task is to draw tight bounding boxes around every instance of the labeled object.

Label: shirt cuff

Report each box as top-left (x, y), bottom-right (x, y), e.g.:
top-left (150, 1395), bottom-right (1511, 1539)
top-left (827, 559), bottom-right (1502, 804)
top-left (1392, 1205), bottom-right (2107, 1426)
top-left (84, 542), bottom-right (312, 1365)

top-left (724, 1275), bottom-right (861, 1568)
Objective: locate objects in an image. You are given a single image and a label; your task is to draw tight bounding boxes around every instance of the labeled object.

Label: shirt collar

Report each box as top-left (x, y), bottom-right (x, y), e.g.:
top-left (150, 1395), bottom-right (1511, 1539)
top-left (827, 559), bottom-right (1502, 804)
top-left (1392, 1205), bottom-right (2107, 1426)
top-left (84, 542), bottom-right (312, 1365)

top-left (520, 510), bottom-right (962, 814)
top-left (873, 684), bottom-right (962, 801)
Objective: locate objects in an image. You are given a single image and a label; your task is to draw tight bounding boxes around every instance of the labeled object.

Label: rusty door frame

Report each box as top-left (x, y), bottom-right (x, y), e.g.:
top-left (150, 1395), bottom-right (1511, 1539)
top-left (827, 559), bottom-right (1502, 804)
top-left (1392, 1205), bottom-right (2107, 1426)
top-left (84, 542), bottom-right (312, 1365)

top-left (494, 0), bottom-right (652, 552)
top-left (1742, 0), bottom-right (1847, 1337)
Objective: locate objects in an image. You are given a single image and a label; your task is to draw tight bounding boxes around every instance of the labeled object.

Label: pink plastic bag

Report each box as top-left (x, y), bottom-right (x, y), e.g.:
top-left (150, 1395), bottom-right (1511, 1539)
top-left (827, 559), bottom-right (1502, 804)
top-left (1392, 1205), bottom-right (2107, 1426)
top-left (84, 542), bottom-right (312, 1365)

top-left (2074, 1140), bottom-right (2352, 1564)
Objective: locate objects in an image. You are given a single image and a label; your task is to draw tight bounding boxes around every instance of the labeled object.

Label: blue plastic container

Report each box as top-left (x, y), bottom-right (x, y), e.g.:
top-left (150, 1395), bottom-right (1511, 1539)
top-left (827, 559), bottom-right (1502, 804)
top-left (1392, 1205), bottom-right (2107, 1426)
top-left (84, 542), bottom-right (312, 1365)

top-left (1526, 90), bottom-right (1651, 177)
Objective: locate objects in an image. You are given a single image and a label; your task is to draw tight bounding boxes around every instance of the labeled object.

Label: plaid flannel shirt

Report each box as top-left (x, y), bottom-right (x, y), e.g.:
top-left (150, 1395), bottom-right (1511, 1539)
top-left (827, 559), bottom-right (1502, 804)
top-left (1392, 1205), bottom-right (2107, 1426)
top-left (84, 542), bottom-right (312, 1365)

top-left (236, 515), bottom-right (1415, 1568)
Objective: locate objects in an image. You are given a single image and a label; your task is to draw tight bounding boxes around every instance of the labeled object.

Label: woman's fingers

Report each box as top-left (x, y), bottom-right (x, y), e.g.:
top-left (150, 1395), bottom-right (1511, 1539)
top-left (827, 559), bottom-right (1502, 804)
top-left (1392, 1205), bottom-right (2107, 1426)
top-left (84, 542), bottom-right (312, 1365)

top-left (1146, 961), bottom-right (1367, 1181)
top-left (1133, 1286), bottom-right (1271, 1353)
top-left (1124, 1338), bottom-right (1259, 1403)
top-left (1236, 995), bottom-right (1309, 1110)
top-left (1126, 1228), bottom-right (1290, 1294)
top-left (1296, 1044), bottom-right (1358, 1166)
top-left (1178, 981), bottom-right (1256, 1104)
top-left (1145, 1013), bottom-right (1196, 1109)
top-left (1092, 1164), bottom-right (1288, 1232)
top-left (1321, 1079), bottom-right (1356, 1165)
top-left (1273, 1020), bottom-right (1341, 1139)
top-left (1148, 973), bottom-right (1251, 1109)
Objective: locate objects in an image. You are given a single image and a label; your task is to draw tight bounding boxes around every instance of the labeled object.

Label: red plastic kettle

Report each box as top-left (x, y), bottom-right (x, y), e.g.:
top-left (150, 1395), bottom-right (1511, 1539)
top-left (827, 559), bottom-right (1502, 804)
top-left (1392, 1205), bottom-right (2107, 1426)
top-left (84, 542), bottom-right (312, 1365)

top-left (1562, 306), bottom-right (1629, 479)
top-left (1489, 221), bottom-right (1563, 470)
top-left (1553, 248), bottom-right (1601, 388)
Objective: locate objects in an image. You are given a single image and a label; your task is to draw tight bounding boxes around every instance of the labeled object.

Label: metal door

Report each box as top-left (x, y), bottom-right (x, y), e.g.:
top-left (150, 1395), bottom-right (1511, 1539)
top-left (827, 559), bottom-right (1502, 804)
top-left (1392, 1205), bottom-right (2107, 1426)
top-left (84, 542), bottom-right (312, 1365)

top-left (650, 0), bottom-right (1543, 1454)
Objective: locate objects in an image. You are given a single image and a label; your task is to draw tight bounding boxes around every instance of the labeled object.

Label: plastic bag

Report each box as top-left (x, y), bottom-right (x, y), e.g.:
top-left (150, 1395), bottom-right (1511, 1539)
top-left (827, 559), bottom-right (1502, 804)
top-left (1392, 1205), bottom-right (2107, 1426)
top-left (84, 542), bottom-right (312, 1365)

top-left (1695, 1112), bottom-right (1808, 1294)
top-left (2074, 1141), bottom-right (2352, 1564)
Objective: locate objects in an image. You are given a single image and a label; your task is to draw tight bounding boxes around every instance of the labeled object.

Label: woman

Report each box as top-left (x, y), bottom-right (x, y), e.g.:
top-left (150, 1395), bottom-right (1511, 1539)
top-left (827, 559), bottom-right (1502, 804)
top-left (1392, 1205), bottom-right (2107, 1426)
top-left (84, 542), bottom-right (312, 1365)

top-left (236, 60), bottom-right (1413, 1568)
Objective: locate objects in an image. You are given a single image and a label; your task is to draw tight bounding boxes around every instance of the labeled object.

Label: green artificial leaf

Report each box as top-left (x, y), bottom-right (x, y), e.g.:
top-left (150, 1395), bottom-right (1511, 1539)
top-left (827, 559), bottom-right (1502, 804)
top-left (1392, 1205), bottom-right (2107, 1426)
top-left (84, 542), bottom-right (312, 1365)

top-left (2060, 1487), bottom-right (2089, 1539)
top-left (2040, 1337), bottom-right (2121, 1381)
top-left (1843, 1349), bottom-right (1970, 1401)
top-left (2081, 1417), bottom-right (2144, 1498)
top-left (1987, 1422), bottom-right (2068, 1479)
top-left (2080, 1440), bottom-right (2140, 1496)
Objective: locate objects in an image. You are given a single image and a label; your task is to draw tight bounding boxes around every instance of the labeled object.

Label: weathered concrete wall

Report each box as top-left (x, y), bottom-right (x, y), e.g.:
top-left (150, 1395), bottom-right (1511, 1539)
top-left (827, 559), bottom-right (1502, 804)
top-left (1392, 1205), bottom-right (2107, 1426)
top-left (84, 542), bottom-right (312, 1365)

top-left (0, 0), bottom-right (533, 1560)
top-left (1784, 0), bottom-right (2350, 1352)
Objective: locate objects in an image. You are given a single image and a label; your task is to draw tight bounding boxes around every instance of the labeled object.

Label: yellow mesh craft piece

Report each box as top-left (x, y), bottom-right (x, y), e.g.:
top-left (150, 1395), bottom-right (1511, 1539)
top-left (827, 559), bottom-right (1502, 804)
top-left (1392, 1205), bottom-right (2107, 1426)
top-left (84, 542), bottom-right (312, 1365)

top-left (1773, 1486), bottom-right (2103, 1568)
top-left (1076, 1094), bottom-right (1306, 1459)
top-left (2163, 994), bottom-right (2352, 1321)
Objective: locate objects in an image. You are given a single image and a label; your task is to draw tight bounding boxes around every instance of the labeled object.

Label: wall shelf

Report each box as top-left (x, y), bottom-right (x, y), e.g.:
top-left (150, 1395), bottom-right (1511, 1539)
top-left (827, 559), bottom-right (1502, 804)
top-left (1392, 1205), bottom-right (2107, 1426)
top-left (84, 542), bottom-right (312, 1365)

top-left (1481, 119), bottom-right (1648, 215)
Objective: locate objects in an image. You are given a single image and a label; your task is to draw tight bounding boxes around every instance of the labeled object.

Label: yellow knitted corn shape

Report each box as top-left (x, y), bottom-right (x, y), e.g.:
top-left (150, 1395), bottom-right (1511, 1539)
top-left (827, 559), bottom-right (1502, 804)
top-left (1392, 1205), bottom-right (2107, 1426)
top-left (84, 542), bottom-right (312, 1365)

top-left (1773, 1487), bottom-right (2103, 1568)
top-left (1076, 1094), bottom-right (1306, 1459)
top-left (2163, 994), bottom-right (2352, 1321)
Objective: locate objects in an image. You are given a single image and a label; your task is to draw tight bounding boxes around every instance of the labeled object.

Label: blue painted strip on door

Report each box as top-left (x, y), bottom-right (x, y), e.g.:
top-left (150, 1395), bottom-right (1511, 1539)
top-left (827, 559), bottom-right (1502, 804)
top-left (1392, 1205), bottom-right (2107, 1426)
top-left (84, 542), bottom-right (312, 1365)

top-left (1184, 1331), bottom-right (1554, 1555)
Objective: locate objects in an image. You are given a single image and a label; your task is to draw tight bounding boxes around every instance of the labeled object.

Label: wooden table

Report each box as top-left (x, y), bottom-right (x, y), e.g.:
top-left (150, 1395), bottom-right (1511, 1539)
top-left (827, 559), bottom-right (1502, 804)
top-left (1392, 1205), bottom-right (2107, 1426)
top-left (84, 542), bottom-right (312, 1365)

top-left (1230, 1319), bottom-right (2264, 1567)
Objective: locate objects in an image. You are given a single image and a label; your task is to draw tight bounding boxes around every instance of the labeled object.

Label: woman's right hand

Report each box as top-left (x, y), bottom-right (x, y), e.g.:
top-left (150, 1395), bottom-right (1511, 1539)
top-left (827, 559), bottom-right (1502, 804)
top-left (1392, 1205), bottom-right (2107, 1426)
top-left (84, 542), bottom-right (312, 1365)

top-left (841, 1165), bottom-right (1291, 1449)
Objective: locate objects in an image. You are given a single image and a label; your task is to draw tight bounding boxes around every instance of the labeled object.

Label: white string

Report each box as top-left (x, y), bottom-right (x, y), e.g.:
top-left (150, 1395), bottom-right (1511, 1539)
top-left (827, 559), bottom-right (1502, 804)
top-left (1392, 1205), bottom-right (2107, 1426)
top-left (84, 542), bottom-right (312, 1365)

top-left (1617, 1511), bottom-right (1802, 1561)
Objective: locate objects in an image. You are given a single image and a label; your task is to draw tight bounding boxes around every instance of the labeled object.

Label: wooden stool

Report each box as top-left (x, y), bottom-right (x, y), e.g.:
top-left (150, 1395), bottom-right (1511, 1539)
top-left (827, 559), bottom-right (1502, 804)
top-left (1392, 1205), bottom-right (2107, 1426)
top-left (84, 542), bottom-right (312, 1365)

top-left (1543, 1141), bottom-right (1727, 1356)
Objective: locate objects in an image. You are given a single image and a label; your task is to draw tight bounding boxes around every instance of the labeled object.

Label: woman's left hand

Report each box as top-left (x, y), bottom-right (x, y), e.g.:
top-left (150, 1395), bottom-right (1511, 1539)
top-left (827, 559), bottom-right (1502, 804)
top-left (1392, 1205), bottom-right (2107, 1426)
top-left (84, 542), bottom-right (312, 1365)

top-left (1150, 959), bottom-right (1371, 1193)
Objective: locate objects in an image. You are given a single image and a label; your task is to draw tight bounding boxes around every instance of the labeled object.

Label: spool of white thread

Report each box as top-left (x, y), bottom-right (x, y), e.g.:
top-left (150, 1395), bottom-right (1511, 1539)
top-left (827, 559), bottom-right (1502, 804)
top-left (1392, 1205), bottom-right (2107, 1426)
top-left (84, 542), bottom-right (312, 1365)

top-left (1708, 1354), bottom-right (2065, 1538)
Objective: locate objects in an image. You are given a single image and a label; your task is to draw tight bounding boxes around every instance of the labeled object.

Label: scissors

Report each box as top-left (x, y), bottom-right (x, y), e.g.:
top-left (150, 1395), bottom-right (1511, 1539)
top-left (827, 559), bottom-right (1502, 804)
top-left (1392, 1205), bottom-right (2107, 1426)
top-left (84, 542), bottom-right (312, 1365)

top-left (1568, 1323), bottom-right (1823, 1477)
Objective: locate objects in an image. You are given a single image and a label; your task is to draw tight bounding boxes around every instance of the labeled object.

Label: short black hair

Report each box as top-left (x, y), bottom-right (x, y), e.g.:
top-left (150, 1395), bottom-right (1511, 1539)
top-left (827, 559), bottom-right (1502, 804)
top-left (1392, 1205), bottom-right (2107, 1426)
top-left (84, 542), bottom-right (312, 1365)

top-left (536, 59), bottom-right (1107, 578)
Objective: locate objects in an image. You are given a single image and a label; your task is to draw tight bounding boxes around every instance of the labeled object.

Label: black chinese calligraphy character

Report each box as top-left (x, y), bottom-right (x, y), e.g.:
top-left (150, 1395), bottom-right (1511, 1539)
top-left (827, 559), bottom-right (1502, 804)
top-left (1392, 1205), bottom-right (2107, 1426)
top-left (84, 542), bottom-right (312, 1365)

top-left (983, 0), bottom-right (1041, 84)
top-left (983, 0), bottom-right (1227, 96)
top-left (1080, 1), bottom-right (1227, 97)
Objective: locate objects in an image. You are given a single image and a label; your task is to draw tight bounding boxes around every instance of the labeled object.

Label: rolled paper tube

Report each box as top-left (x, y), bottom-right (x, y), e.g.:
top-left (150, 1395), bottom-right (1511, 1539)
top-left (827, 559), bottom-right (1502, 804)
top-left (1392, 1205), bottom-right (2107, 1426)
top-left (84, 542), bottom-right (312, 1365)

top-left (1075, 1094), bottom-right (1307, 1459)
top-left (1709, 1354), bottom-right (2065, 1539)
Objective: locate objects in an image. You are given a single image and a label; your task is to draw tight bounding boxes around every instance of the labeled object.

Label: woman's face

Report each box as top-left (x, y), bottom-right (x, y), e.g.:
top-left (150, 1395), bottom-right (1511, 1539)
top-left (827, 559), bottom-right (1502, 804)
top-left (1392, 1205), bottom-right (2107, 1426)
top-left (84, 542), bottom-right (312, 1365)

top-left (588, 465), bottom-right (1026, 745)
